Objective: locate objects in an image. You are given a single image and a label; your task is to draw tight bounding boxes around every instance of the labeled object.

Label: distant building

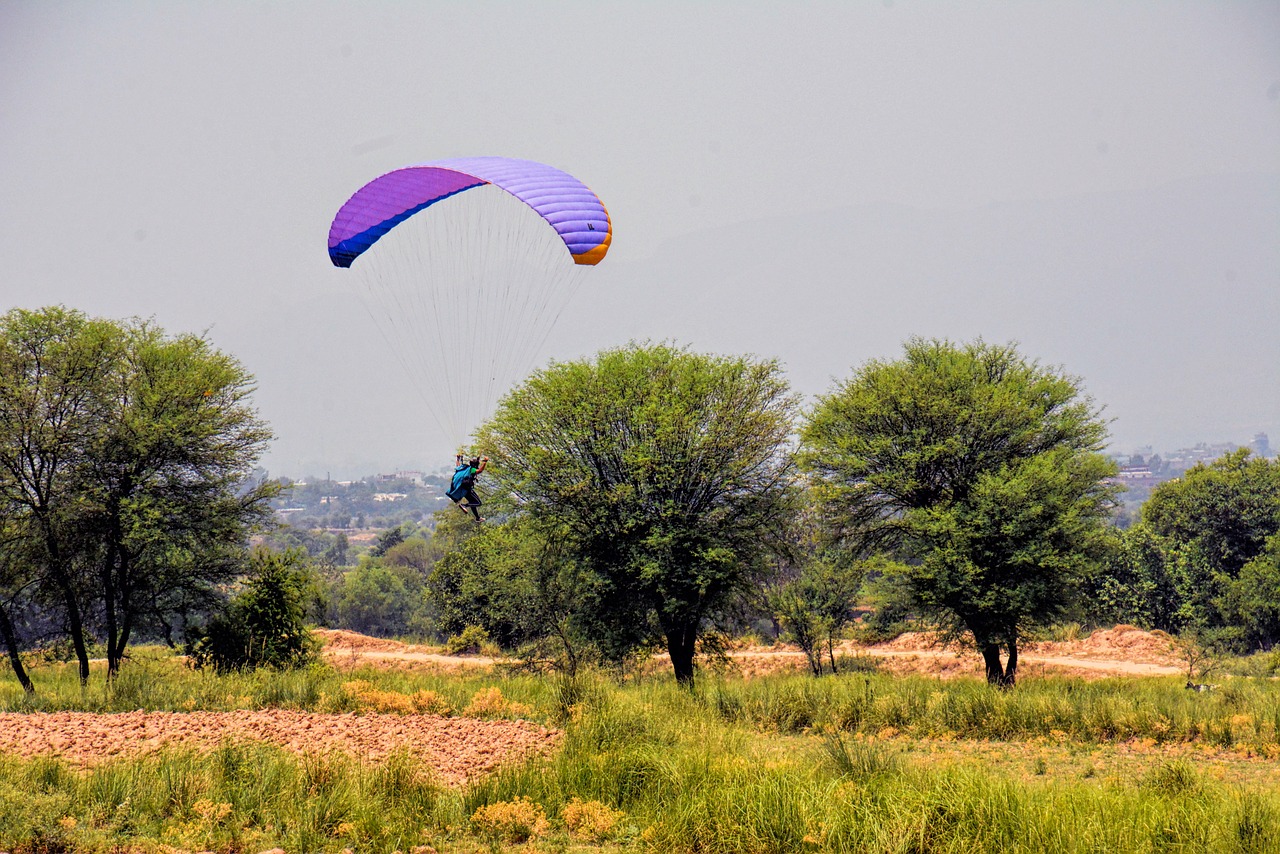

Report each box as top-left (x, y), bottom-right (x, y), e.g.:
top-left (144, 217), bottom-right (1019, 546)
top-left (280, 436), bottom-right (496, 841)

top-left (1251, 432), bottom-right (1271, 459)
top-left (372, 493), bottom-right (407, 502)
top-left (373, 470), bottom-right (427, 486)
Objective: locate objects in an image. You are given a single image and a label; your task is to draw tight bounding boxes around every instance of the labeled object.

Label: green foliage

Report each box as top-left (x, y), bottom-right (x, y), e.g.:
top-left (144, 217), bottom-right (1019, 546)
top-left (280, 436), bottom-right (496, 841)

top-left (369, 523), bottom-right (408, 557)
top-left (429, 516), bottom-right (558, 650)
top-left (1133, 451), bottom-right (1280, 650)
top-left (333, 558), bottom-right (423, 637)
top-left (768, 557), bottom-right (863, 676)
top-left (188, 548), bottom-right (318, 673)
top-left (857, 563), bottom-right (918, 643)
top-left (478, 343), bottom-right (799, 686)
top-left (802, 338), bottom-right (1117, 685)
top-left (1086, 452), bottom-right (1280, 652)
top-left (0, 306), bottom-right (276, 687)
top-left (445, 624), bottom-right (492, 655)
top-left (1222, 534), bottom-right (1280, 651)
top-left (1143, 449), bottom-right (1280, 582)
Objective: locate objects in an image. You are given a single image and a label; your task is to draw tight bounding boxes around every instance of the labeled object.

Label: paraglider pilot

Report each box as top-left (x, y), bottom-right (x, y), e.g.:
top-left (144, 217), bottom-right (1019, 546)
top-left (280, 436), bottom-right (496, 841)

top-left (447, 453), bottom-right (488, 522)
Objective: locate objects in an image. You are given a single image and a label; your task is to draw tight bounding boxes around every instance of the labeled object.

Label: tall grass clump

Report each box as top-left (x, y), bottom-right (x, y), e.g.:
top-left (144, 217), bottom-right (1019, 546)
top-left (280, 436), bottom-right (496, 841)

top-left (0, 743), bottom-right (471, 853)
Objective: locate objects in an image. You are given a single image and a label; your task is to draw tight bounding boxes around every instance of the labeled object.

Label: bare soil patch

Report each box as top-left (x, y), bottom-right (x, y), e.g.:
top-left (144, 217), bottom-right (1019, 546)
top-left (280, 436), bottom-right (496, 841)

top-left (0, 710), bottom-right (557, 785)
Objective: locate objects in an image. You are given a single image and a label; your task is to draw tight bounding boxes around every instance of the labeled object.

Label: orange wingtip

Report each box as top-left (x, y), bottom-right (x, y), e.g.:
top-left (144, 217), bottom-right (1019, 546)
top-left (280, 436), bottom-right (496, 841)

top-left (573, 230), bottom-right (612, 265)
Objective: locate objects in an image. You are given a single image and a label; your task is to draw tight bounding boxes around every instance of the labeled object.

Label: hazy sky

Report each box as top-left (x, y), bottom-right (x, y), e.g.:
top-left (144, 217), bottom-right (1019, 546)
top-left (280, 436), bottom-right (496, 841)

top-left (3, 2), bottom-right (1278, 478)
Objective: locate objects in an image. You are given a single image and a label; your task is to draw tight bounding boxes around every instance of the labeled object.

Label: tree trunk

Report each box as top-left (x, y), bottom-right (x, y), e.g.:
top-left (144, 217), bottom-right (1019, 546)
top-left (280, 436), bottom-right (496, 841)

top-left (553, 619), bottom-right (578, 677)
top-left (0, 605), bottom-right (34, 695)
top-left (665, 622), bottom-right (697, 688)
top-left (827, 636), bottom-right (839, 675)
top-left (980, 642), bottom-right (1017, 688)
top-left (157, 616), bottom-right (176, 649)
top-left (103, 543), bottom-right (120, 681)
top-left (43, 529), bottom-right (90, 685)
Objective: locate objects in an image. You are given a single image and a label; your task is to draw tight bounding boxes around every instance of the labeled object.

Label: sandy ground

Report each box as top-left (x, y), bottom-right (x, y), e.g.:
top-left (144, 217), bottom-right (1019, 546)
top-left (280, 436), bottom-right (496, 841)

top-left (0, 709), bottom-right (557, 784)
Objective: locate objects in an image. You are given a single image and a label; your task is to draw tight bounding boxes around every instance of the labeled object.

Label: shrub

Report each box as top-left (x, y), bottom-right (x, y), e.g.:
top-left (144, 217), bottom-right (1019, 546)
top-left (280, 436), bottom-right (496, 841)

top-left (187, 548), bottom-right (317, 673)
top-left (464, 687), bottom-right (532, 719)
top-left (1140, 760), bottom-right (1200, 796)
top-left (471, 796), bottom-right (548, 844)
top-left (446, 624), bottom-right (491, 655)
top-left (412, 690), bottom-right (454, 716)
top-left (562, 797), bottom-right (626, 843)
top-left (819, 732), bottom-right (900, 781)
top-left (341, 680), bottom-right (414, 713)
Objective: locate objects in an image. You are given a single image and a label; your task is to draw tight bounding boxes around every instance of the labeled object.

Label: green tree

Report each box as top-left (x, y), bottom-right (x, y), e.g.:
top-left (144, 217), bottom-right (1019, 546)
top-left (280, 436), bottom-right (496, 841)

top-left (370, 524), bottom-right (408, 557)
top-left (478, 344), bottom-right (798, 686)
top-left (1136, 450), bottom-right (1280, 647)
top-left (769, 560), bottom-right (862, 677)
top-left (802, 338), bottom-right (1116, 686)
top-left (0, 307), bottom-right (276, 685)
top-left (1081, 525), bottom-right (1177, 630)
top-left (334, 559), bottom-right (423, 637)
top-left (428, 514), bottom-right (588, 667)
top-left (1221, 534), bottom-right (1280, 650)
top-left (188, 548), bottom-right (317, 673)
top-left (77, 321), bottom-right (277, 677)
top-left (0, 307), bottom-right (120, 684)
top-left (766, 509), bottom-right (864, 676)
top-left (1143, 450), bottom-right (1280, 578)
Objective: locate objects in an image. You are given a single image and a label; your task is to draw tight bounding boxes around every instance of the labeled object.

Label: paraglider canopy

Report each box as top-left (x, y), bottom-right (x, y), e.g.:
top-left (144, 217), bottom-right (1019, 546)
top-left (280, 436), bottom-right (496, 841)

top-left (327, 155), bottom-right (611, 448)
top-left (328, 156), bottom-right (612, 269)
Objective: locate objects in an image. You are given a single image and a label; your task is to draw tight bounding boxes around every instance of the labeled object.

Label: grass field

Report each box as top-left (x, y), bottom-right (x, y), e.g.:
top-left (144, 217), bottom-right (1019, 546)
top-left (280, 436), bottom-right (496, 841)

top-left (2, 648), bottom-right (1279, 853)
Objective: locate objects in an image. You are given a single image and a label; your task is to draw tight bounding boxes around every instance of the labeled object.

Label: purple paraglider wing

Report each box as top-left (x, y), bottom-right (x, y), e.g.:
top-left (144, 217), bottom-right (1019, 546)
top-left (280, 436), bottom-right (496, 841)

top-left (328, 156), bottom-right (611, 268)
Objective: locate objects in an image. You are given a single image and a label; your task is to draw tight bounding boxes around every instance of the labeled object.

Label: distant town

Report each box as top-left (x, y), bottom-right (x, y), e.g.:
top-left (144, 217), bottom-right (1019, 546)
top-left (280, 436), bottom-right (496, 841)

top-left (1109, 432), bottom-right (1272, 508)
top-left (263, 433), bottom-right (1274, 532)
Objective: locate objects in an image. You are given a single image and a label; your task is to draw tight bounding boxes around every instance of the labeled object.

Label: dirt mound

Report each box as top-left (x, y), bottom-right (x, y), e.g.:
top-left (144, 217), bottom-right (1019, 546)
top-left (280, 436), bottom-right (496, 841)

top-left (0, 710), bottom-right (558, 785)
top-left (874, 631), bottom-right (957, 652)
top-left (1028, 626), bottom-right (1181, 666)
top-left (314, 629), bottom-right (414, 654)
top-left (315, 630), bottom-right (497, 671)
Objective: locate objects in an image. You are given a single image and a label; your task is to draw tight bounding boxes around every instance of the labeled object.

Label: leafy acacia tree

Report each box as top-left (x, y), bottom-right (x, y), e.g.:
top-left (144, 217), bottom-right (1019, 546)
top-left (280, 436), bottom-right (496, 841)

top-left (79, 322), bottom-right (277, 676)
top-left (478, 344), bottom-right (798, 686)
top-left (802, 338), bottom-right (1116, 686)
top-left (766, 506), bottom-right (864, 676)
top-left (0, 307), bottom-right (120, 683)
top-left (768, 558), bottom-right (862, 677)
top-left (0, 307), bottom-right (275, 685)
